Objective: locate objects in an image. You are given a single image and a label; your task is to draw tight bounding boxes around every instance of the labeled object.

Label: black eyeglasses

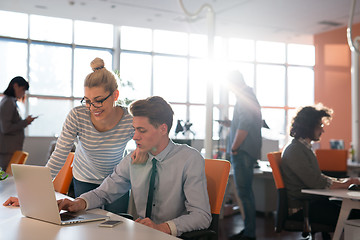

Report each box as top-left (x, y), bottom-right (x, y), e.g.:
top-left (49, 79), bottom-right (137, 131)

top-left (81, 92), bottom-right (112, 108)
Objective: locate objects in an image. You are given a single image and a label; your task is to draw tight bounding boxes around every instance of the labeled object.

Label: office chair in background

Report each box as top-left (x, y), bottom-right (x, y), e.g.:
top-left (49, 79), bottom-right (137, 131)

top-left (315, 149), bottom-right (348, 178)
top-left (6, 150), bottom-right (29, 175)
top-left (53, 152), bottom-right (74, 195)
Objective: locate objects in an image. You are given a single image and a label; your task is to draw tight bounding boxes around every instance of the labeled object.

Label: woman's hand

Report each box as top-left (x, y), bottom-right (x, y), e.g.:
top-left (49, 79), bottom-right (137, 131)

top-left (25, 115), bottom-right (37, 125)
top-left (3, 197), bottom-right (20, 207)
top-left (131, 148), bottom-right (148, 164)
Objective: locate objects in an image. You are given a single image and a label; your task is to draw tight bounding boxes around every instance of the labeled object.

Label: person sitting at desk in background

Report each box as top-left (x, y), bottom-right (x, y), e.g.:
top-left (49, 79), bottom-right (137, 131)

top-left (0, 76), bottom-right (37, 171)
top-left (281, 104), bottom-right (360, 229)
top-left (46, 57), bottom-right (146, 214)
top-left (55, 96), bottom-right (212, 236)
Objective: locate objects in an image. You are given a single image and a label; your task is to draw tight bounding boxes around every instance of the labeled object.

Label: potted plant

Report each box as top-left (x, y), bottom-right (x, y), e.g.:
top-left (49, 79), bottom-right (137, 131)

top-left (113, 69), bottom-right (135, 107)
top-left (0, 168), bottom-right (8, 181)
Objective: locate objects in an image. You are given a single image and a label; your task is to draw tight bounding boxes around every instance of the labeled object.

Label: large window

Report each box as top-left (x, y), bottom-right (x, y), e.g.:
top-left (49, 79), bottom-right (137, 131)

top-left (29, 15), bottom-right (72, 43)
top-left (29, 43), bottom-right (72, 96)
top-left (0, 39), bottom-right (27, 91)
top-left (0, 11), bottom-right (114, 136)
top-left (73, 49), bottom-right (113, 97)
top-left (119, 27), bottom-right (315, 144)
top-left (120, 52), bottom-right (152, 100)
top-left (0, 10), bottom-right (28, 38)
top-left (153, 56), bottom-right (188, 103)
top-left (0, 10), bottom-right (314, 147)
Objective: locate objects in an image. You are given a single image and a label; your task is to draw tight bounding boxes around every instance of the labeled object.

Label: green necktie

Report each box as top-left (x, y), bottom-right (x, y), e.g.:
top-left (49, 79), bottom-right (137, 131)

top-left (145, 158), bottom-right (157, 218)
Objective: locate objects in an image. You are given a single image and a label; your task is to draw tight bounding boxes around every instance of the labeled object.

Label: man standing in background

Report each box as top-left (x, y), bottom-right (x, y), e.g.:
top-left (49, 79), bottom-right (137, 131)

top-left (227, 71), bottom-right (262, 240)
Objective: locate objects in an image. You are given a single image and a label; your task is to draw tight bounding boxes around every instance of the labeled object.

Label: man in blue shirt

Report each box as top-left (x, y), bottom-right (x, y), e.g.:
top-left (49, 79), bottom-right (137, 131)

top-left (227, 71), bottom-right (262, 240)
top-left (57, 96), bottom-right (211, 236)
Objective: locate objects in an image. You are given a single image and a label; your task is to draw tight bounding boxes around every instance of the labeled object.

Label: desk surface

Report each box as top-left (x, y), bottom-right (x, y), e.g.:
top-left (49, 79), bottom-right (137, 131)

top-left (347, 159), bottom-right (360, 168)
top-left (0, 177), bottom-right (179, 240)
top-left (256, 160), bottom-right (272, 173)
top-left (302, 188), bottom-right (360, 240)
top-left (301, 188), bottom-right (360, 200)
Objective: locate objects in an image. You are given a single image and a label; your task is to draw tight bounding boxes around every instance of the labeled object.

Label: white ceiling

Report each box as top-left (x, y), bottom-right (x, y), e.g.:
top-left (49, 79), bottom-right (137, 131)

top-left (1, 0), bottom-right (360, 44)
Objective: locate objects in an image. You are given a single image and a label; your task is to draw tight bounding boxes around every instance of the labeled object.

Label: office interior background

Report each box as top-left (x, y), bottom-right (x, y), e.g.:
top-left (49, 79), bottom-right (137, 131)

top-left (1, 0), bottom-right (360, 164)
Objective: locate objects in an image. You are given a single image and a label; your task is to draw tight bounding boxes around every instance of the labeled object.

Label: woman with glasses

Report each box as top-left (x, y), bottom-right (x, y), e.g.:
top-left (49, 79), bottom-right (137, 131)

top-left (0, 76), bottom-right (37, 171)
top-left (46, 57), bottom-right (143, 214)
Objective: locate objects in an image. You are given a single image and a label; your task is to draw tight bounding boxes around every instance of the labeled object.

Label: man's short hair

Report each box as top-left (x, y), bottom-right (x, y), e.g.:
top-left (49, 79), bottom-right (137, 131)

top-left (290, 104), bottom-right (333, 140)
top-left (227, 70), bottom-right (246, 87)
top-left (130, 96), bottom-right (174, 133)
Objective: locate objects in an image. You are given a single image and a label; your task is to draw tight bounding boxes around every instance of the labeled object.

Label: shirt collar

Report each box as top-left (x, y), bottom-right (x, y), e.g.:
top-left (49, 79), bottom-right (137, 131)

top-left (149, 139), bottom-right (174, 162)
top-left (298, 138), bottom-right (312, 150)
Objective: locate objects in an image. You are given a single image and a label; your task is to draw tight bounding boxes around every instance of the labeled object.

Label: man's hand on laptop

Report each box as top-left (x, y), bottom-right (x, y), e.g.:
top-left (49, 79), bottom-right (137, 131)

top-left (57, 198), bottom-right (86, 212)
top-left (3, 196), bottom-right (20, 207)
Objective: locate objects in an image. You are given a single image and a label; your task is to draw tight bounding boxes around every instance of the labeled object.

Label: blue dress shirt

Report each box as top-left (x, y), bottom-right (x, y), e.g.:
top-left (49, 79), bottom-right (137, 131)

top-left (80, 140), bottom-right (211, 236)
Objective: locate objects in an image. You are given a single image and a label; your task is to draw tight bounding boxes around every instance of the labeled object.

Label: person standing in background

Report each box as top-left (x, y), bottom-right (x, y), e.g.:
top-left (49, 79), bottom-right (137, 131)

top-left (0, 76), bottom-right (36, 170)
top-left (227, 71), bottom-right (262, 240)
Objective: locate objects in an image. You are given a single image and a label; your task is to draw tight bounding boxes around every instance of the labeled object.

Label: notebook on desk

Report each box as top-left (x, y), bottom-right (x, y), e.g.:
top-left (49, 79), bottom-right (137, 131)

top-left (11, 164), bottom-right (109, 225)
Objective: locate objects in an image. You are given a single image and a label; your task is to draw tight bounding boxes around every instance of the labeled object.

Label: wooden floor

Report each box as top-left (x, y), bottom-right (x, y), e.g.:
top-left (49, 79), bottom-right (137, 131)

top-left (218, 210), bottom-right (326, 240)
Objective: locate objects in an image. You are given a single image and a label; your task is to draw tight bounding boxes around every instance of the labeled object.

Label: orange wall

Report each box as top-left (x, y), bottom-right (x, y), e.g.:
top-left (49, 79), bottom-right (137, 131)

top-left (314, 23), bottom-right (360, 149)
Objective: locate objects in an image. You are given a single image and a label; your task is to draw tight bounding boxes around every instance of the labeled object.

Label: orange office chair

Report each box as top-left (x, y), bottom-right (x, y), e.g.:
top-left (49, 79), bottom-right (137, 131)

top-left (315, 149), bottom-right (348, 178)
top-left (267, 151), bottom-right (334, 239)
top-left (6, 150), bottom-right (29, 175)
top-left (180, 158), bottom-right (231, 240)
top-left (53, 152), bottom-right (75, 195)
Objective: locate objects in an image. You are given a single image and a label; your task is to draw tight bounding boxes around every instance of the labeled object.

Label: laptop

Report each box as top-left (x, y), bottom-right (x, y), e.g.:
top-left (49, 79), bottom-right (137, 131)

top-left (11, 164), bottom-right (109, 225)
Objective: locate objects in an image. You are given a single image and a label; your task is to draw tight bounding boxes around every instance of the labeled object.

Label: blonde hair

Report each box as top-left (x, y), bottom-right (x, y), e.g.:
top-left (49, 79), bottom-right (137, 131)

top-left (84, 57), bottom-right (118, 93)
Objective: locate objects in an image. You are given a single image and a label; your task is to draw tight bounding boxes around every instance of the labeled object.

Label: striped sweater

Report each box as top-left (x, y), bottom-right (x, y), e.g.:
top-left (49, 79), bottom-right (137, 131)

top-left (46, 105), bottom-right (134, 184)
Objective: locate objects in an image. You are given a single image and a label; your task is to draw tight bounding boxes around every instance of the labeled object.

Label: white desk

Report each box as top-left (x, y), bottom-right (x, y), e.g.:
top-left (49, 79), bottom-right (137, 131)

top-left (253, 161), bottom-right (277, 215)
top-left (302, 188), bottom-right (360, 240)
top-left (347, 160), bottom-right (360, 177)
top-left (0, 177), bottom-right (179, 240)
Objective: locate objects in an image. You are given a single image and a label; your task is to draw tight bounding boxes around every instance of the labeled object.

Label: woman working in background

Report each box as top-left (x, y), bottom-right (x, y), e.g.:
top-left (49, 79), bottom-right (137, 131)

top-left (46, 57), bottom-right (145, 214)
top-left (0, 77), bottom-right (36, 170)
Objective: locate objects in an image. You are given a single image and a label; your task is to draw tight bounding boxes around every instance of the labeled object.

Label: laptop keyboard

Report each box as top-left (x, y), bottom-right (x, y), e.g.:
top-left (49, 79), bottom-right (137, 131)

top-left (60, 212), bottom-right (78, 221)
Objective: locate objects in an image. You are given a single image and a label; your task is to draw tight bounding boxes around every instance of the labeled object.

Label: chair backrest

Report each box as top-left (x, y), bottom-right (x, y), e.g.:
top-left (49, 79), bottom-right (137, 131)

top-left (267, 151), bottom-right (284, 189)
top-left (205, 158), bottom-right (231, 215)
top-left (315, 149), bottom-right (347, 172)
top-left (6, 150), bottom-right (29, 175)
top-left (267, 151), bottom-right (289, 233)
top-left (267, 151), bottom-right (335, 235)
top-left (53, 152), bottom-right (75, 194)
